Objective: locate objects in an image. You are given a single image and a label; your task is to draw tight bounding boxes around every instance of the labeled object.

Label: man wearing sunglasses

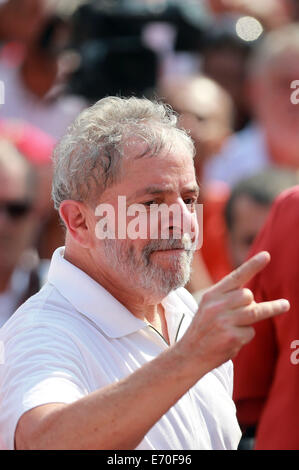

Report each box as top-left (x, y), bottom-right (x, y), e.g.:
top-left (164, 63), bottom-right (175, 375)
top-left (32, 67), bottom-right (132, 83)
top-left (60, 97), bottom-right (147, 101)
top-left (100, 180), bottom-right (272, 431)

top-left (0, 138), bottom-right (41, 326)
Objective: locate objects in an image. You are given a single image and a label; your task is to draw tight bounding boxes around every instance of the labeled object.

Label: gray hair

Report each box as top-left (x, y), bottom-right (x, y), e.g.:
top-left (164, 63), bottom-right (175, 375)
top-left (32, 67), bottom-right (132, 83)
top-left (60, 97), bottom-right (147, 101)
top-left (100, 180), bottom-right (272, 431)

top-left (248, 23), bottom-right (299, 77)
top-left (52, 96), bottom-right (195, 210)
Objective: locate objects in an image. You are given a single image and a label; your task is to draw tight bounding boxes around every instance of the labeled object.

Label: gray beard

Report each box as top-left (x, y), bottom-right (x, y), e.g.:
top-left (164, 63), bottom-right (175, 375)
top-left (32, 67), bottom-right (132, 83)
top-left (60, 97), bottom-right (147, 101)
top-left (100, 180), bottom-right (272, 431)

top-left (103, 237), bottom-right (194, 297)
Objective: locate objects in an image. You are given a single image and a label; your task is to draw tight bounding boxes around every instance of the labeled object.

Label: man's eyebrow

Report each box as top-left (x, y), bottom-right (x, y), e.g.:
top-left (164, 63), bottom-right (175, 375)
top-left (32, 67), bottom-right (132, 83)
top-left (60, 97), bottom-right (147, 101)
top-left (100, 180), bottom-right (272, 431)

top-left (130, 184), bottom-right (200, 200)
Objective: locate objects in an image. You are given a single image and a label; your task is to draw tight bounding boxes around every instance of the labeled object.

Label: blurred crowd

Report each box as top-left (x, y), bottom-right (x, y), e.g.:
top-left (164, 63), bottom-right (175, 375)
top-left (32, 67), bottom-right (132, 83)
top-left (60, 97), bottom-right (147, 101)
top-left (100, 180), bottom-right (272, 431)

top-left (1, 0), bottom-right (299, 450)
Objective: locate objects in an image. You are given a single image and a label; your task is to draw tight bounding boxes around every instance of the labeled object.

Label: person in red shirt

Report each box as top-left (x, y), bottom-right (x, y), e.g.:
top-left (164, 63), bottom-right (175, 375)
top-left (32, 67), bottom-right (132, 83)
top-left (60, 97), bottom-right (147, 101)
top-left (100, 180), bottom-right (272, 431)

top-left (233, 186), bottom-right (299, 449)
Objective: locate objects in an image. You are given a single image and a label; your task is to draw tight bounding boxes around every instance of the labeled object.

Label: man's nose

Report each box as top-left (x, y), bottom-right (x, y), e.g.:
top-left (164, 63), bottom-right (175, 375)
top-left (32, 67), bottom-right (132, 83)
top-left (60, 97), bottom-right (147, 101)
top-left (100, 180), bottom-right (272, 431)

top-left (166, 199), bottom-right (199, 241)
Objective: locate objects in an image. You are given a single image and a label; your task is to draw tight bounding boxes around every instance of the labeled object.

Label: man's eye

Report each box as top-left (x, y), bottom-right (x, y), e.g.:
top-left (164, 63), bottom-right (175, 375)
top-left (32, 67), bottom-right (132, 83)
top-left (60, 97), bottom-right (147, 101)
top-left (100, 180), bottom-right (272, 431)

top-left (143, 200), bottom-right (157, 207)
top-left (184, 198), bottom-right (196, 205)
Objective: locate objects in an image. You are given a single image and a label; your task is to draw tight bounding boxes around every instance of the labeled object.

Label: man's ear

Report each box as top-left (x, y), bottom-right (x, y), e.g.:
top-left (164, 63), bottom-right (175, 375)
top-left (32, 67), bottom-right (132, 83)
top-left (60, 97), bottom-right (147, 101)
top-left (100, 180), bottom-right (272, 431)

top-left (59, 200), bottom-right (92, 248)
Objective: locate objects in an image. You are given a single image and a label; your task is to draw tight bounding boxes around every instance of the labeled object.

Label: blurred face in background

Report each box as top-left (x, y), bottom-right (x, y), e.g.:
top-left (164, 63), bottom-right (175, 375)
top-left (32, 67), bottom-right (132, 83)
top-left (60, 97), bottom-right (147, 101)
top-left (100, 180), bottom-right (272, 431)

top-left (0, 142), bottom-right (37, 274)
top-left (227, 194), bottom-right (270, 268)
top-left (202, 45), bottom-right (251, 131)
top-left (250, 51), bottom-right (299, 167)
top-left (178, 87), bottom-right (233, 162)
top-left (159, 77), bottom-right (233, 180)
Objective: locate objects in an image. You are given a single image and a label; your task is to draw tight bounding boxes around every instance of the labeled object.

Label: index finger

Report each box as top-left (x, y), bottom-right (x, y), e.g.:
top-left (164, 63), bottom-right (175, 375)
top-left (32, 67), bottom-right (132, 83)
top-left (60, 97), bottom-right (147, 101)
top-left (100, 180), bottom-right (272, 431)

top-left (210, 251), bottom-right (271, 294)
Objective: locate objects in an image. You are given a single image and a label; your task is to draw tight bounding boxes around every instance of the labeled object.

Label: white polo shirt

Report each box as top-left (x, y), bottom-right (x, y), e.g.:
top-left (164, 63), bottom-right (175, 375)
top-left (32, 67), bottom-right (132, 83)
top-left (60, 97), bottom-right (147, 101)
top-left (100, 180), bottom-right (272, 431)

top-left (0, 247), bottom-right (241, 450)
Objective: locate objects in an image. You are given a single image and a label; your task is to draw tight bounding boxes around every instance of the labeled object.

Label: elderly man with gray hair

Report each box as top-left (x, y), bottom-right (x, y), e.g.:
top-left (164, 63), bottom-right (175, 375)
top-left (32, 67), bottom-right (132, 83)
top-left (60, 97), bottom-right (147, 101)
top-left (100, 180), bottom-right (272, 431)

top-left (0, 97), bottom-right (289, 450)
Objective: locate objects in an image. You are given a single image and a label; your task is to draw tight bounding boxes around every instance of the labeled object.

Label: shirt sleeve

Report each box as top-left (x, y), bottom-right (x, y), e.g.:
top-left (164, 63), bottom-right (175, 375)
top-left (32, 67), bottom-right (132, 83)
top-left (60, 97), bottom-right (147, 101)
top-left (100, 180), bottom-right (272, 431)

top-left (0, 323), bottom-right (90, 450)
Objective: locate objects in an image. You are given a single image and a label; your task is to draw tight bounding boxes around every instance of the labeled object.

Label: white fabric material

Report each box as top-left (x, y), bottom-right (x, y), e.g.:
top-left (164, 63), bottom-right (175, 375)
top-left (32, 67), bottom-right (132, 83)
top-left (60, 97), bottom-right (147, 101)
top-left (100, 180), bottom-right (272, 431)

top-left (203, 124), bottom-right (270, 186)
top-left (0, 247), bottom-right (241, 450)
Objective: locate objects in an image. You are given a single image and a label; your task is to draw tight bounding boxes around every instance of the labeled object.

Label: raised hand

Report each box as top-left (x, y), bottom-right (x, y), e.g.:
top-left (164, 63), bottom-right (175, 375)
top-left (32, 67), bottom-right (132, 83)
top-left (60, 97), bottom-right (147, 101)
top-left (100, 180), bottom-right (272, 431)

top-left (180, 251), bottom-right (290, 373)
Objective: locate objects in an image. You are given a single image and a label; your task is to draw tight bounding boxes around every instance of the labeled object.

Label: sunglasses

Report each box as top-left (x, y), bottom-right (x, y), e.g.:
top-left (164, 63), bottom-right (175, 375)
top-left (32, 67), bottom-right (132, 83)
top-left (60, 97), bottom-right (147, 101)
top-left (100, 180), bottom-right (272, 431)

top-left (0, 201), bottom-right (33, 219)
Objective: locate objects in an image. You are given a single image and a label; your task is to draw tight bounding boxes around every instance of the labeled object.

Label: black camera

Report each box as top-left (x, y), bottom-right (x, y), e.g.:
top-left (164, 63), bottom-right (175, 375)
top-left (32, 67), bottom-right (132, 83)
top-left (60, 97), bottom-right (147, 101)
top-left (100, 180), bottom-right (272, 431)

top-left (67, 0), bottom-right (206, 102)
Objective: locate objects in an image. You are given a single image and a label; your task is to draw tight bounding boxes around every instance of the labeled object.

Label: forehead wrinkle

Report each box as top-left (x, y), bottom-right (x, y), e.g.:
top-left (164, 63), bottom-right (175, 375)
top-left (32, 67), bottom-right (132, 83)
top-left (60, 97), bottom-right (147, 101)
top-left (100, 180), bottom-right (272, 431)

top-left (134, 185), bottom-right (175, 198)
top-left (131, 183), bottom-right (199, 200)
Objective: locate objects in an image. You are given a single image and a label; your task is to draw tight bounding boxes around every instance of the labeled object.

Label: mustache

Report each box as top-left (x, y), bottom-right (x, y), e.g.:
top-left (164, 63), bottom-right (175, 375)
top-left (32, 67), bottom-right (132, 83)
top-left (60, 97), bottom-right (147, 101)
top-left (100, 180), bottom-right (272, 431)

top-left (142, 234), bottom-right (194, 261)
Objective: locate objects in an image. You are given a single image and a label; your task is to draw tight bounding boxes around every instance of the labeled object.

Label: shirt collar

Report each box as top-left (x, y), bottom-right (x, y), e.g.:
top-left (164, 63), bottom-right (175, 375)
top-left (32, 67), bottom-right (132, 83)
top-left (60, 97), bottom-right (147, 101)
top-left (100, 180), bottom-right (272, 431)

top-left (47, 247), bottom-right (190, 340)
top-left (47, 247), bottom-right (147, 338)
